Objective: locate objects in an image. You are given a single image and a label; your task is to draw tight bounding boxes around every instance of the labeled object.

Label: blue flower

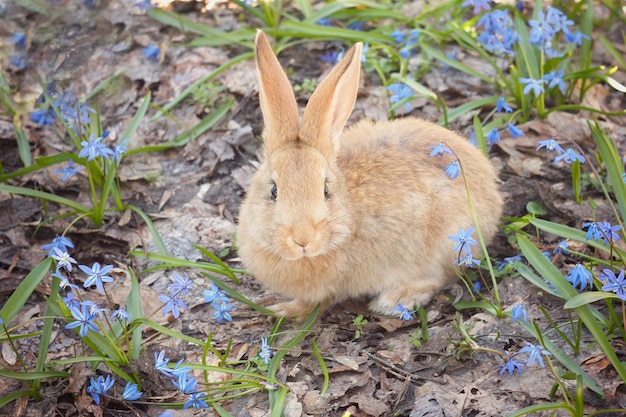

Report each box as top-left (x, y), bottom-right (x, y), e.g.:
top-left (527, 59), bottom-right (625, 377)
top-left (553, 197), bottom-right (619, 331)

top-left (495, 358), bottom-right (525, 375)
top-left (168, 272), bottom-right (193, 297)
top-left (445, 160), bottom-right (460, 180)
top-left (399, 29), bottom-right (420, 58)
top-left (457, 253), bottom-right (481, 268)
top-left (599, 269), bottom-right (626, 301)
top-left (545, 6), bottom-right (574, 34)
top-left (476, 10), bottom-right (518, 56)
top-left (496, 96), bottom-right (512, 113)
top-left (528, 10), bottom-right (555, 46)
top-left (42, 235), bottom-right (74, 256)
top-left (174, 373), bottom-right (198, 394)
top-left (259, 337), bottom-right (273, 364)
top-left (62, 292), bottom-right (81, 310)
top-left (184, 392), bottom-right (208, 409)
top-left (158, 293), bottom-right (188, 319)
top-left (56, 269), bottom-right (80, 292)
top-left (468, 129), bottom-right (478, 147)
top-left (449, 226), bottom-right (477, 255)
top-left (427, 142), bottom-right (454, 158)
top-left (212, 302), bottom-right (235, 323)
top-left (461, 0), bottom-right (492, 14)
top-left (497, 254), bottom-right (522, 271)
top-left (122, 382), bottom-right (142, 401)
top-left (507, 124), bottom-right (525, 139)
top-left (394, 303), bottom-right (416, 321)
top-left (143, 45), bottom-right (160, 61)
top-left (53, 159), bottom-right (84, 182)
top-left (583, 221), bottom-right (603, 242)
top-left (30, 108), bottom-right (57, 126)
top-left (542, 251), bottom-right (552, 262)
top-left (554, 240), bottom-right (569, 255)
top-left (87, 375), bottom-right (114, 405)
top-left (202, 284), bottom-right (231, 305)
top-left (110, 308), bottom-right (130, 323)
top-left (519, 342), bottom-right (551, 368)
top-left (361, 43), bottom-right (369, 63)
top-left (543, 70), bottom-right (568, 94)
top-left (622, 173), bottom-right (626, 185)
top-left (536, 139), bottom-right (564, 154)
top-left (565, 30), bottom-right (589, 46)
top-left (347, 21), bottom-right (365, 31)
top-left (390, 30), bottom-right (406, 44)
top-left (486, 128), bottom-right (501, 145)
top-left (65, 304), bottom-right (99, 337)
top-left (10, 32), bottom-right (26, 48)
top-left (319, 48), bottom-right (344, 64)
top-left (316, 18), bottom-right (332, 27)
top-left (51, 248), bottom-right (77, 272)
top-left (134, 0), bottom-right (155, 12)
top-left (596, 221), bottom-right (622, 245)
top-left (387, 83), bottom-right (414, 112)
top-left (519, 78), bottom-right (545, 96)
top-left (154, 350), bottom-right (172, 376)
top-left (80, 262), bottom-right (114, 293)
top-left (11, 54), bottom-right (27, 71)
top-left (554, 148), bottom-right (585, 164)
top-left (511, 304), bottom-right (529, 323)
top-left (113, 138), bottom-right (129, 165)
top-left (81, 300), bottom-right (106, 319)
top-left (171, 359), bottom-right (192, 377)
top-left (78, 133), bottom-right (114, 161)
top-left (566, 264), bottom-right (593, 291)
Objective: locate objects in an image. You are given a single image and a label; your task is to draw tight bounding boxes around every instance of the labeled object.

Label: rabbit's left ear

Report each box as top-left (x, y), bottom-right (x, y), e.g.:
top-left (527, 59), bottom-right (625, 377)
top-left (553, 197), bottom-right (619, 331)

top-left (255, 30), bottom-right (300, 153)
top-left (300, 42), bottom-right (363, 157)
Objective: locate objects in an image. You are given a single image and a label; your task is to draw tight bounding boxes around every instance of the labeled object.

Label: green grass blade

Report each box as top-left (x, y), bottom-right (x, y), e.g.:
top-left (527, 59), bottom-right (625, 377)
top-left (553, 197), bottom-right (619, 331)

top-left (421, 44), bottom-right (492, 83)
top-left (202, 273), bottom-right (277, 317)
top-left (124, 205), bottom-right (168, 256)
top-left (121, 91), bottom-right (151, 141)
top-left (15, 126), bottom-right (32, 167)
top-left (193, 244), bottom-right (239, 283)
top-left (127, 267), bottom-right (143, 359)
top-left (440, 96), bottom-right (499, 126)
top-left (0, 370), bottom-right (70, 380)
top-left (0, 390), bottom-right (36, 408)
top-left (311, 339), bottom-right (329, 395)
top-left (0, 259), bottom-right (52, 325)
top-left (0, 184), bottom-right (89, 214)
top-left (598, 35), bottom-right (626, 67)
top-left (564, 292), bottom-right (619, 309)
top-left (131, 318), bottom-right (205, 346)
top-left (131, 251), bottom-right (240, 278)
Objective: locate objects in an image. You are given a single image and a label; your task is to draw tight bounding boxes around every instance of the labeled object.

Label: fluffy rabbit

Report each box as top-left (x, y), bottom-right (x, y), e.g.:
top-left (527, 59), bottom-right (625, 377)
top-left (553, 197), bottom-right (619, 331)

top-left (237, 31), bottom-right (503, 318)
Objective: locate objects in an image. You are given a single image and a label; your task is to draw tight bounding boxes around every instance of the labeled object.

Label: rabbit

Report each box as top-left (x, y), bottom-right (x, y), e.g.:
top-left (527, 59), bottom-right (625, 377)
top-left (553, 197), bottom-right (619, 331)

top-left (236, 30), bottom-right (503, 318)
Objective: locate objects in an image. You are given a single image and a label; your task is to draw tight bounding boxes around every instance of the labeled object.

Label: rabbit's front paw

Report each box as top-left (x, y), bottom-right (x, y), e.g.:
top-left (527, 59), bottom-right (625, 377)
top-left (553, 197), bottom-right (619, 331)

top-left (267, 299), bottom-right (322, 320)
top-left (368, 288), bottom-right (436, 316)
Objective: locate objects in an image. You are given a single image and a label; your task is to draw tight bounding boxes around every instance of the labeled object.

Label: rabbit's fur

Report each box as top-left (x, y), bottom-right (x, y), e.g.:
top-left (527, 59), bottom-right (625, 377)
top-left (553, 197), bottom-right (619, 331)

top-left (237, 31), bottom-right (503, 318)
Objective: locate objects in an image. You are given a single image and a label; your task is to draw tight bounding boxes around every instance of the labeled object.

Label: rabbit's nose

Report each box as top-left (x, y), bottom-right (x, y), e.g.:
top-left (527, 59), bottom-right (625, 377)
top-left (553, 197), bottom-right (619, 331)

top-left (292, 237), bottom-right (308, 248)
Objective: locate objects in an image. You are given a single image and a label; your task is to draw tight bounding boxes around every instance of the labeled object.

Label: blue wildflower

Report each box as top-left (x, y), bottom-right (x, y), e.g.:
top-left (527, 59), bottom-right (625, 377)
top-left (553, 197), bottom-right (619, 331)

top-left (122, 382), bottom-right (142, 401)
top-left (511, 304), bottom-right (529, 323)
top-left (457, 253), bottom-right (481, 268)
top-left (599, 269), bottom-right (626, 301)
top-left (174, 373), bottom-right (198, 394)
top-left (394, 303), bottom-right (416, 321)
top-left (259, 337), bottom-right (273, 364)
top-left (449, 226), bottom-right (477, 255)
top-left (497, 255), bottom-right (522, 271)
top-left (80, 262), bottom-right (114, 293)
top-left (30, 108), bottom-right (57, 126)
top-left (519, 77), bottom-right (545, 96)
top-left (582, 221), bottom-right (603, 242)
top-left (168, 272), bottom-right (193, 297)
top-left (142, 45), bottom-right (159, 62)
top-left (53, 159), bottom-right (84, 182)
top-left (536, 139), bottom-right (564, 154)
top-left (565, 30), bottom-right (589, 46)
top-left (319, 48), bottom-right (344, 64)
top-left (445, 160), bottom-right (460, 180)
top-left (87, 375), bottom-right (114, 405)
top-left (202, 284), bottom-right (231, 305)
top-left (51, 248), bottom-right (77, 272)
top-left (508, 124), bottom-right (525, 139)
top-left (543, 70), bottom-right (568, 94)
top-left (495, 358), bottom-right (525, 375)
top-left (316, 18), bottom-right (332, 26)
top-left (10, 54), bottom-right (27, 71)
top-left (154, 350), bottom-right (172, 376)
top-left (10, 32), bottom-right (26, 48)
top-left (519, 342), bottom-right (551, 368)
top-left (110, 308), bottom-right (130, 323)
top-left (41, 235), bottom-right (74, 256)
top-left (566, 264), bottom-right (593, 291)
top-left (134, 0), bottom-right (155, 11)
top-left (387, 83), bottom-right (414, 112)
top-left (62, 292), bottom-right (81, 310)
top-left (554, 240), bottom-right (569, 255)
top-left (486, 128), bottom-right (501, 145)
top-left (476, 10), bottom-right (518, 56)
top-left (171, 359), bottom-right (193, 377)
top-left (212, 302), bottom-right (235, 323)
top-left (113, 138), bottom-right (129, 165)
top-left (347, 21), bottom-right (365, 31)
top-left (496, 96), bottom-right (512, 113)
top-left (462, 0), bottom-right (492, 14)
top-left (427, 142), bottom-right (454, 158)
top-left (158, 293), bottom-right (188, 319)
top-left (597, 221), bottom-right (622, 245)
top-left (184, 392), bottom-right (209, 410)
top-left (468, 129), bottom-right (478, 147)
top-left (65, 304), bottom-right (99, 337)
top-left (622, 173), bottom-right (626, 184)
top-left (78, 133), bottom-right (114, 161)
top-left (554, 148), bottom-right (585, 164)
top-left (390, 30), bottom-right (406, 44)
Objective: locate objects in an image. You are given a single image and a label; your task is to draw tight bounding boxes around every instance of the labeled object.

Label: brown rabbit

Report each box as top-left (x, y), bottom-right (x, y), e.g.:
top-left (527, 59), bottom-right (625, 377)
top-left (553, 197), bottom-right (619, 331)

top-left (237, 31), bottom-right (503, 318)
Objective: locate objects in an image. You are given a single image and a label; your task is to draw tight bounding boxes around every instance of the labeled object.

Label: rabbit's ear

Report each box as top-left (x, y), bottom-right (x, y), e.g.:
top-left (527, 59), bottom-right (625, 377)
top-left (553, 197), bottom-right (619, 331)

top-left (255, 30), bottom-right (299, 152)
top-left (301, 42), bottom-right (363, 157)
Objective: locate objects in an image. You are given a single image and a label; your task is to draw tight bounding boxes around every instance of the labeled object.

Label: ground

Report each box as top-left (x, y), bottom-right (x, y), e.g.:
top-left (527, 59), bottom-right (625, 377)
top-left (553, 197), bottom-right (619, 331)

top-left (1, 1), bottom-right (626, 416)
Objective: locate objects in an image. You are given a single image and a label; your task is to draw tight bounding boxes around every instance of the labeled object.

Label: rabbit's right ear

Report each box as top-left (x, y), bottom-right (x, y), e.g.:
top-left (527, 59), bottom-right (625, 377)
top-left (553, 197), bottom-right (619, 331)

top-left (255, 30), bottom-right (299, 153)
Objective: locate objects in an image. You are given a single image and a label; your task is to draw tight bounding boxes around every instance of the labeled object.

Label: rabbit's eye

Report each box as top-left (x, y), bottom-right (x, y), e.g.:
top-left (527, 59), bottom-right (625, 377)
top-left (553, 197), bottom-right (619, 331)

top-left (270, 183), bottom-right (278, 201)
top-left (324, 182), bottom-right (330, 200)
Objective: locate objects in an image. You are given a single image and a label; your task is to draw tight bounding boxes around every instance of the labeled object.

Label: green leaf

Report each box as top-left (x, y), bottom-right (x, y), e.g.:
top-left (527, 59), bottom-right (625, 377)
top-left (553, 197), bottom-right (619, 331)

top-left (121, 91), bottom-right (151, 142)
top-left (125, 205), bottom-right (168, 256)
top-left (564, 291), bottom-right (619, 309)
top-left (127, 268), bottom-right (143, 359)
top-left (0, 184), bottom-right (89, 214)
top-left (0, 259), bottom-right (52, 325)
top-left (15, 127), bottom-right (32, 167)
top-left (202, 273), bottom-right (276, 317)
top-left (0, 370), bottom-right (70, 380)
top-left (193, 244), bottom-right (239, 283)
top-left (0, 390), bottom-right (35, 408)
